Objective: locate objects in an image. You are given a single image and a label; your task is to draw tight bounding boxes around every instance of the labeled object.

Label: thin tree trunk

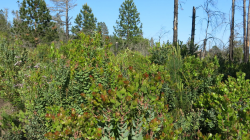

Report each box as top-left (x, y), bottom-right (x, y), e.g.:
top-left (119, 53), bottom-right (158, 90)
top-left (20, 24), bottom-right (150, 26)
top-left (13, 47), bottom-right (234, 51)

top-left (244, 0), bottom-right (246, 62)
top-left (229, 0), bottom-right (235, 62)
top-left (49, 0), bottom-right (77, 42)
top-left (203, 38), bottom-right (207, 58)
top-left (191, 6), bottom-right (196, 43)
top-left (246, 0), bottom-right (250, 62)
top-left (66, 0), bottom-right (69, 41)
top-left (115, 42), bottom-right (118, 56)
top-left (203, 14), bottom-right (209, 59)
top-left (173, 0), bottom-right (178, 45)
top-left (191, 6), bottom-right (196, 54)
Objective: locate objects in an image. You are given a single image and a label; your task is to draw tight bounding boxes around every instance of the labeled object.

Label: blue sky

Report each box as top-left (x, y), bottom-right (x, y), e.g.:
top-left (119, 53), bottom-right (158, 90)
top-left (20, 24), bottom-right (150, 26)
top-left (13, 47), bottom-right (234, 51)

top-left (0, 0), bottom-right (246, 50)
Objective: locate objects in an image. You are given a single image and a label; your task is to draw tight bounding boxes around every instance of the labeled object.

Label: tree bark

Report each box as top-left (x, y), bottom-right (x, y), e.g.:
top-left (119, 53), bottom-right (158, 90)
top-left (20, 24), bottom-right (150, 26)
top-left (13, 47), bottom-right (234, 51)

top-left (243, 0), bottom-right (247, 63)
top-left (229, 0), bottom-right (235, 62)
top-left (246, 0), bottom-right (250, 62)
top-left (191, 6), bottom-right (196, 54)
top-left (66, 0), bottom-right (69, 40)
top-left (115, 42), bottom-right (118, 56)
top-left (202, 13), bottom-right (209, 59)
top-left (173, 0), bottom-right (178, 45)
top-left (203, 38), bottom-right (207, 58)
top-left (191, 6), bottom-right (196, 43)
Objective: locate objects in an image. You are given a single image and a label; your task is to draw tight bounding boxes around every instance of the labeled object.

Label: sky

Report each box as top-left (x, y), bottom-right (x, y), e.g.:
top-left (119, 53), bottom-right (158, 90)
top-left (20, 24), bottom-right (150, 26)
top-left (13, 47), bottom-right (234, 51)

top-left (0, 0), bottom-right (247, 50)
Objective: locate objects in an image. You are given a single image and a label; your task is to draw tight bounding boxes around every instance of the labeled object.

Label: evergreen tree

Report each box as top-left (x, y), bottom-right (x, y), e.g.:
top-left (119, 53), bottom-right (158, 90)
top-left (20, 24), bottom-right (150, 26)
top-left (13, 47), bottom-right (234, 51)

top-left (97, 22), bottom-right (109, 38)
top-left (113, 0), bottom-right (142, 43)
top-left (71, 3), bottom-right (97, 36)
top-left (0, 9), bottom-right (11, 36)
top-left (13, 0), bottom-right (58, 47)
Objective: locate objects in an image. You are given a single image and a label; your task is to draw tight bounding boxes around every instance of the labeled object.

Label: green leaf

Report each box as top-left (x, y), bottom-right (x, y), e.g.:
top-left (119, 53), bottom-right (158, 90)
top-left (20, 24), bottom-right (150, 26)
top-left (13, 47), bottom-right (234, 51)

top-left (148, 95), bottom-right (156, 101)
top-left (110, 99), bottom-right (116, 104)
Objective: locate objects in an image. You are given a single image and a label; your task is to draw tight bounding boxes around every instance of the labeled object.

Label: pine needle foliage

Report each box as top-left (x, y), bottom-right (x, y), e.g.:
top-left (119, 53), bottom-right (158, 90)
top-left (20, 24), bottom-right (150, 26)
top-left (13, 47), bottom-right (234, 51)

top-left (97, 22), bottom-right (109, 37)
top-left (113, 0), bottom-right (143, 44)
top-left (0, 10), bottom-right (11, 38)
top-left (72, 3), bottom-right (97, 37)
top-left (13, 0), bottom-right (58, 47)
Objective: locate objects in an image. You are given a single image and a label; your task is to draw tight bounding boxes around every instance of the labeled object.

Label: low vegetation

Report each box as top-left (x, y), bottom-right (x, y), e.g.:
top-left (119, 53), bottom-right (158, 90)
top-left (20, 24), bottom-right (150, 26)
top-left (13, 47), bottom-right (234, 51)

top-left (1, 0), bottom-right (250, 139)
top-left (0, 32), bottom-right (249, 140)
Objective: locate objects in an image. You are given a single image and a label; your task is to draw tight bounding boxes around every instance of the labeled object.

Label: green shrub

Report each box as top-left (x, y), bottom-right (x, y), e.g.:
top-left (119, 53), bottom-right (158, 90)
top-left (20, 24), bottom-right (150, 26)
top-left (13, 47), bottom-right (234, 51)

top-left (1, 33), bottom-right (184, 139)
top-left (1, 31), bottom-right (250, 139)
top-left (194, 72), bottom-right (250, 139)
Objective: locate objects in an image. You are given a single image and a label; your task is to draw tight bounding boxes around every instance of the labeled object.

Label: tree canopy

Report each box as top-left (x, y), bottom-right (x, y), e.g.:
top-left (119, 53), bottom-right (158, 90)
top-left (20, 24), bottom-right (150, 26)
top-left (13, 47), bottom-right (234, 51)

top-left (0, 9), bottom-right (11, 37)
top-left (13, 0), bottom-right (58, 47)
top-left (113, 0), bottom-right (143, 43)
top-left (71, 3), bottom-right (97, 36)
top-left (97, 22), bottom-right (109, 37)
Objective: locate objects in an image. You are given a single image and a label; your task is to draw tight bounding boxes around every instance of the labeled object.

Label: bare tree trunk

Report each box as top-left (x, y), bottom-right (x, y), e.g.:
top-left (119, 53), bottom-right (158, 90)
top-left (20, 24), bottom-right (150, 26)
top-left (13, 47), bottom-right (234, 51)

top-left (203, 38), bottom-right (207, 58)
top-left (229, 0), bottom-right (235, 62)
top-left (191, 6), bottom-right (196, 43)
top-left (191, 6), bottom-right (196, 54)
top-left (203, 14), bottom-right (209, 59)
top-left (243, 0), bottom-right (247, 62)
top-left (246, 0), bottom-right (250, 62)
top-left (115, 42), bottom-right (118, 56)
top-left (173, 0), bottom-right (178, 45)
top-left (66, 0), bottom-right (69, 40)
top-left (49, 0), bottom-right (77, 42)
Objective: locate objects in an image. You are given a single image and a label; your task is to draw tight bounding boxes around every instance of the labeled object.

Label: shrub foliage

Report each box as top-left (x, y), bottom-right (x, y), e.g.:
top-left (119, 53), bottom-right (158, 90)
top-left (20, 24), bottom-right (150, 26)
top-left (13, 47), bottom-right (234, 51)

top-left (0, 33), bottom-right (250, 140)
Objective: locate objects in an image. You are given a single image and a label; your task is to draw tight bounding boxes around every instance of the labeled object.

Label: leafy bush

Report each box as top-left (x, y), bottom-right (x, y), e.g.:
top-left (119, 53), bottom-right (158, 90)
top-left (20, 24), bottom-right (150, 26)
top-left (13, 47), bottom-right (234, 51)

top-left (194, 72), bottom-right (250, 139)
top-left (149, 42), bottom-right (169, 65)
top-left (1, 33), bottom-right (184, 139)
top-left (1, 32), bottom-right (250, 140)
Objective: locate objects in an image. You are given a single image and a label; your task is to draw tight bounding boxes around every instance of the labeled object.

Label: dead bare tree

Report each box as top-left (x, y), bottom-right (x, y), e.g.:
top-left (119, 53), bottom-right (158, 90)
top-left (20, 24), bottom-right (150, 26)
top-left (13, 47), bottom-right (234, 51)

top-left (229, 0), bottom-right (235, 62)
top-left (191, 6), bottom-right (196, 44)
top-left (157, 26), bottom-right (170, 43)
top-left (243, 0), bottom-right (247, 62)
top-left (197, 0), bottom-right (226, 59)
top-left (190, 6), bottom-right (196, 55)
top-left (49, 0), bottom-right (77, 41)
top-left (173, 0), bottom-right (178, 45)
top-left (246, 0), bottom-right (250, 62)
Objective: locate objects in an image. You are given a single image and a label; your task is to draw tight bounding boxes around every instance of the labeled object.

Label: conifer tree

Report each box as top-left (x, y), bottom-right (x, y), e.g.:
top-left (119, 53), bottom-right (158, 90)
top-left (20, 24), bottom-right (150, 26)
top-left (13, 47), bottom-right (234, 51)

top-left (97, 22), bottom-right (109, 38)
top-left (113, 0), bottom-right (142, 43)
top-left (0, 9), bottom-right (11, 36)
top-left (13, 0), bottom-right (58, 47)
top-left (71, 3), bottom-right (97, 36)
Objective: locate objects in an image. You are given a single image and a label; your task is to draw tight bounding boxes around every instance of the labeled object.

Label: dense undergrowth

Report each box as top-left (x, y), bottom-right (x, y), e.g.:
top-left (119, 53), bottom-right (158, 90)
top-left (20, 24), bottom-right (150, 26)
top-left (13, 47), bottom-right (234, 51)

top-left (0, 33), bottom-right (250, 140)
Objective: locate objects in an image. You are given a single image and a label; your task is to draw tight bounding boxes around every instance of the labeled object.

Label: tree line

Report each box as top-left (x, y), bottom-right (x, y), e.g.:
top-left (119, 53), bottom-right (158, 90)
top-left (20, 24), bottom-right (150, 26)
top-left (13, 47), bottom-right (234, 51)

top-left (1, 0), bottom-right (250, 62)
top-left (0, 0), bottom-right (145, 51)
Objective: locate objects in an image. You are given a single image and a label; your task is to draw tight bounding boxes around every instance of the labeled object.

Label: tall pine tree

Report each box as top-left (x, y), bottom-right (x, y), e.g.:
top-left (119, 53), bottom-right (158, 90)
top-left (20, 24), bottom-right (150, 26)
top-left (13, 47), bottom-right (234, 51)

top-left (71, 3), bottom-right (97, 36)
top-left (113, 0), bottom-right (142, 43)
top-left (13, 0), bottom-right (58, 47)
